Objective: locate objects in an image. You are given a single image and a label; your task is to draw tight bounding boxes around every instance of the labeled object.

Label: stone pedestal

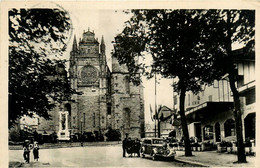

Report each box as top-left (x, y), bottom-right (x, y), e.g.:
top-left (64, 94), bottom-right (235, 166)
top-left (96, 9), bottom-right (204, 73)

top-left (57, 111), bottom-right (70, 141)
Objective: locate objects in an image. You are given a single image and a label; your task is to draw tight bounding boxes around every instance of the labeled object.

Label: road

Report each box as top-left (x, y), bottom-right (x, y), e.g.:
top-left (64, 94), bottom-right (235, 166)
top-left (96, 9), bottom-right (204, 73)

top-left (9, 144), bottom-right (199, 167)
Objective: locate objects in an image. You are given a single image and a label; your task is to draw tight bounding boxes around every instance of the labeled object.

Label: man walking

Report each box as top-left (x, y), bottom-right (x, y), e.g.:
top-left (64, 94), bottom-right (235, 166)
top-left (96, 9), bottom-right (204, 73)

top-left (23, 140), bottom-right (31, 163)
top-left (122, 133), bottom-right (128, 157)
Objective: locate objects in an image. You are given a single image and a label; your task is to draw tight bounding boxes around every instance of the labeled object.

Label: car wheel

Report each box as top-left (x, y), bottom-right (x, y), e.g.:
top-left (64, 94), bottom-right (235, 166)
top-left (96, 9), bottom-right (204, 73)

top-left (140, 150), bottom-right (145, 158)
top-left (152, 154), bottom-right (157, 161)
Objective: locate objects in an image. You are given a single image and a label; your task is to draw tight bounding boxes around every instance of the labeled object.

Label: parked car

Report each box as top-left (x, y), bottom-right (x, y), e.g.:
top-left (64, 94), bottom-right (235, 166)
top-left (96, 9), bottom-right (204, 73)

top-left (140, 138), bottom-right (176, 161)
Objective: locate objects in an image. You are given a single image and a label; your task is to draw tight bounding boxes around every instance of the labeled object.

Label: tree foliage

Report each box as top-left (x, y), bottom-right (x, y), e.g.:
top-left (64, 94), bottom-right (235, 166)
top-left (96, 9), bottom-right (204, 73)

top-left (112, 9), bottom-right (254, 159)
top-left (9, 8), bottom-right (73, 128)
top-left (112, 9), bottom-right (229, 156)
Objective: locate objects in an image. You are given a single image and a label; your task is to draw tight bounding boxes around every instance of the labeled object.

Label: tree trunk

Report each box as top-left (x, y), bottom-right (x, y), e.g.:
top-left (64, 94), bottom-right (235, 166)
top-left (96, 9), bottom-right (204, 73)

top-left (179, 80), bottom-right (192, 156)
top-left (226, 11), bottom-right (246, 163)
top-left (226, 10), bottom-right (246, 163)
top-left (229, 69), bottom-right (247, 163)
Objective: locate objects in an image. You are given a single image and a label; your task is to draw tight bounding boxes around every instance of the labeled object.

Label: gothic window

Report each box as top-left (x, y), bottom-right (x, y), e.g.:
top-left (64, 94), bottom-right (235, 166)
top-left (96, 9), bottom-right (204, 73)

top-left (73, 116), bottom-right (76, 124)
top-left (124, 108), bottom-right (131, 128)
top-left (124, 76), bottom-right (130, 94)
top-left (107, 103), bottom-right (111, 115)
top-left (102, 117), bottom-right (105, 124)
top-left (64, 103), bottom-right (71, 115)
top-left (61, 114), bottom-right (66, 130)
top-left (80, 65), bottom-right (98, 84)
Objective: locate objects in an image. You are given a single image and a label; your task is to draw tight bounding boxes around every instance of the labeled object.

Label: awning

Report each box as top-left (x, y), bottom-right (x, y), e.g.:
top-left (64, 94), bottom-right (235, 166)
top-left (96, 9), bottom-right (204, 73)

top-left (238, 80), bottom-right (255, 95)
top-left (184, 101), bottom-right (233, 122)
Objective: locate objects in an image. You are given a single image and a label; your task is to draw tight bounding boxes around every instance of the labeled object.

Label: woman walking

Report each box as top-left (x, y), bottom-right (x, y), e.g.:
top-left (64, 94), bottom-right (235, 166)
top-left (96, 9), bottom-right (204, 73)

top-left (33, 141), bottom-right (39, 161)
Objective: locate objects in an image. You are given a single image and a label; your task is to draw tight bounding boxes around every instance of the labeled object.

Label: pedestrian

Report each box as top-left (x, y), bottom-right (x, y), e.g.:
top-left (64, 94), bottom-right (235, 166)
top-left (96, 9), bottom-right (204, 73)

top-left (33, 141), bottom-right (39, 161)
top-left (127, 137), bottom-right (133, 157)
top-left (122, 133), bottom-right (128, 157)
top-left (134, 138), bottom-right (141, 157)
top-left (23, 140), bottom-right (30, 163)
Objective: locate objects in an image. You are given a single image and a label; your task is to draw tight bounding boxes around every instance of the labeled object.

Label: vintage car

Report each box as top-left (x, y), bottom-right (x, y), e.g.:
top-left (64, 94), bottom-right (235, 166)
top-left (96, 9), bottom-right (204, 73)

top-left (140, 138), bottom-right (176, 161)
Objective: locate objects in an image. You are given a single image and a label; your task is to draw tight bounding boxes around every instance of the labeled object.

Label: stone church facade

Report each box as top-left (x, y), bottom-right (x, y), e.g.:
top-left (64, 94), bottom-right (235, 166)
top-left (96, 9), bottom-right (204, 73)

top-left (68, 30), bottom-right (110, 139)
top-left (38, 29), bottom-right (144, 140)
top-left (111, 56), bottom-right (145, 139)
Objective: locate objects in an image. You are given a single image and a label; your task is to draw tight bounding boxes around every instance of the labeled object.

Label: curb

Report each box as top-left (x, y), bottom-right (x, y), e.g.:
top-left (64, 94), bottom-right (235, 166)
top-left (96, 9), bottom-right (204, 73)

top-left (9, 142), bottom-right (121, 150)
top-left (175, 157), bottom-right (210, 167)
top-left (9, 161), bottom-right (23, 167)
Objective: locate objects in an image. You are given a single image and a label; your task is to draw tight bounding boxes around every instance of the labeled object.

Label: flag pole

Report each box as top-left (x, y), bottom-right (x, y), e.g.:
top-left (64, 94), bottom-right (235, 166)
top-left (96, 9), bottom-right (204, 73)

top-left (154, 70), bottom-right (157, 138)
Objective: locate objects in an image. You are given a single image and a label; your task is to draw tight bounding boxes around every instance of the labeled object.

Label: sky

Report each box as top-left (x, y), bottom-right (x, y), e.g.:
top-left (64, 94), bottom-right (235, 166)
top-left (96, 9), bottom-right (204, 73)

top-left (59, 7), bottom-right (174, 124)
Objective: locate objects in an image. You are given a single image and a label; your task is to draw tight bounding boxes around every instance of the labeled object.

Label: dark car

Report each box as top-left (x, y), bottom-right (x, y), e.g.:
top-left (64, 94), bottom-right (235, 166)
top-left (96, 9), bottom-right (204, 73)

top-left (140, 138), bottom-right (176, 161)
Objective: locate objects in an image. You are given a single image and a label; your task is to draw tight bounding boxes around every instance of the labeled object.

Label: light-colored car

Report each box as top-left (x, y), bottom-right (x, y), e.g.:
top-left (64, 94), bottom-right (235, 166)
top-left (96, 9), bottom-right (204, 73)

top-left (140, 138), bottom-right (176, 161)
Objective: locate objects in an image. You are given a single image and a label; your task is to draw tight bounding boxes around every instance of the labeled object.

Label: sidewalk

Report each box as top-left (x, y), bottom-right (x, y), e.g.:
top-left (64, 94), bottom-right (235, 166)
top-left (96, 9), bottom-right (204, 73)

top-left (175, 150), bottom-right (256, 167)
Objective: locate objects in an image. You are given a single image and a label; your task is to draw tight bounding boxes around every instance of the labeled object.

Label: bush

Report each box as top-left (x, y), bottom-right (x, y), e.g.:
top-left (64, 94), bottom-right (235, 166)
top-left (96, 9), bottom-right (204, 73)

top-left (84, 132), bottom-right (95, 142)
top-left (33, 131), bottom-right (44, 144)
top-left (105, 128), bottom-right (121, 141)
top-left (9, 129), bottom-right (21, 142)
top-left (49, 132), bottom-right (58, 143)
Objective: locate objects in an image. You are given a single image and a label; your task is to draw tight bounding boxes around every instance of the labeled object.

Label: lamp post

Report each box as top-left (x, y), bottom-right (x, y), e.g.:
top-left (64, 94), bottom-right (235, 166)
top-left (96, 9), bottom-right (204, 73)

top-left (80, 118), bottom-right (83, 146)
top-left (152, 65), bottom-right (158, 138)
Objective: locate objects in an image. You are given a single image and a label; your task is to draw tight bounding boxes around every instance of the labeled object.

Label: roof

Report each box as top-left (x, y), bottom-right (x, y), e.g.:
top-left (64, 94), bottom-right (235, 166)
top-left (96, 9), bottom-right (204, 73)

top-left (158, 105), bottom-right (174, 122)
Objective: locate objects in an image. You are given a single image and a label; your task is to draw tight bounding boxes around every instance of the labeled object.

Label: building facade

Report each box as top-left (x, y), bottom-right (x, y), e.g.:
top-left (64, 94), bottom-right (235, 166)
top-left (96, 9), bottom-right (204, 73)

top-left (172, 48), bottom-right (255, 144)
top-left (68, 30), bottom-right (110, 140)
top-left (38, 29), bottom-right (145, 140)
top-left (157, 106), bottom-right (175, 138)
top-left (111, 56), bottom-right (145, 139)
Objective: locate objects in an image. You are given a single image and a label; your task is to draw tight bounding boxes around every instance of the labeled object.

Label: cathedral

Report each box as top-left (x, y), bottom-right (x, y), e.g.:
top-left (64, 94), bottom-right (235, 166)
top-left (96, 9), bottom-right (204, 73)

top-left (38, 29), bottom-right (145, 140)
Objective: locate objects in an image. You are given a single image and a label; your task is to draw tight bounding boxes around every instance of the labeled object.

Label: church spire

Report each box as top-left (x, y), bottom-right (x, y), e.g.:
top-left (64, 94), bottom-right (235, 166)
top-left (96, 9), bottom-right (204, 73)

top-left (100, 35), bottom-right (105, 54)
top-left (72, 35), bottom-right (77, 51)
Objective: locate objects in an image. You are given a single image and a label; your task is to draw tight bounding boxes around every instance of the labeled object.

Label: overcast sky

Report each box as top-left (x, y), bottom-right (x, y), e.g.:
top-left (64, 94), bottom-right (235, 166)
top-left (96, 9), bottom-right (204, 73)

top-left (62, 8), bottom-right (173, 124)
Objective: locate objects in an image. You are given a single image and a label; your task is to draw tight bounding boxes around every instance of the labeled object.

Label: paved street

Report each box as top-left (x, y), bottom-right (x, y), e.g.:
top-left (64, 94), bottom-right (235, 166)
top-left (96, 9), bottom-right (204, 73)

top-left (9, 144), bottom-right (198, 167)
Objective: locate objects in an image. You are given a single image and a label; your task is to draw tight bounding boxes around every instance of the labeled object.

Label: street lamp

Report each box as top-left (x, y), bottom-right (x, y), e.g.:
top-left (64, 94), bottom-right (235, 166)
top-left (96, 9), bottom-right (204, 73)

top-left (80, 118), bottom-right (83, 146)
top-left (152, 65), bottom-right (158, 138)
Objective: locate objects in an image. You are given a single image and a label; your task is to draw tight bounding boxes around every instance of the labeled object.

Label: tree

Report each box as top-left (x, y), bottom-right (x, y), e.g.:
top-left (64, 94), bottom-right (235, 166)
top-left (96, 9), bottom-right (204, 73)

top-left (112, 10), bottom-right (227, 156)
top-left (217, 10), bottom-right (255, 163)
top-left (9, 9), bottom-right (73, 128)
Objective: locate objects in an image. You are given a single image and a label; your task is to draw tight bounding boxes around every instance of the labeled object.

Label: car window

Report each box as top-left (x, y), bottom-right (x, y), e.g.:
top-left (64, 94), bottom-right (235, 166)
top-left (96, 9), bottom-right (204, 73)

top-left (152, 140), bottom-right (165, 144)
top-left (144, 140), bottom-right (151, 144)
